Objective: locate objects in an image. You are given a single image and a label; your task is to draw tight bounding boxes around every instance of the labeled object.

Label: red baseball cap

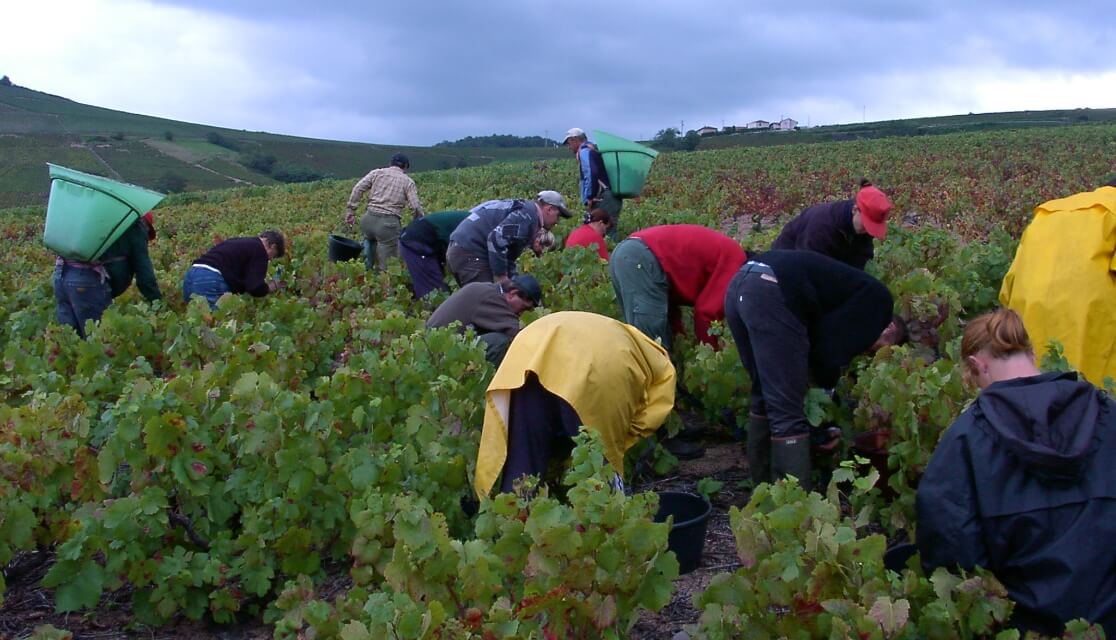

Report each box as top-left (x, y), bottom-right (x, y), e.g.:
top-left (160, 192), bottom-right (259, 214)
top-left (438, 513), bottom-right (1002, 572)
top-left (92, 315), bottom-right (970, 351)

top-left (855, 185), bottom-right (892, 239)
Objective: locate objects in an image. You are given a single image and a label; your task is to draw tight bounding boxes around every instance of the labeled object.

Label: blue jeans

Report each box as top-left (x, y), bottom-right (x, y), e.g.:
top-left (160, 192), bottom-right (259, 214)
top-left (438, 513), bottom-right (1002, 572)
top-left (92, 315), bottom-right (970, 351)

top-left (53, 264), bottom-right (111, 339)
top-left (400, 237), bottom-right (450, 298)
top-left (182, 266), bottom-right (230, 310)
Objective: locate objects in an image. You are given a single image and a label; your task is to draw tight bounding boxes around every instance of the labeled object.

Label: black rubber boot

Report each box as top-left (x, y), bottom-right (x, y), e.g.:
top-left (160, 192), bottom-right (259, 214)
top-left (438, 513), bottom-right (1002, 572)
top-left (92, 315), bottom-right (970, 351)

top-left (746, 414), bottom-right (771, 485)
top-left (771, 434), bottom-right (812, 492)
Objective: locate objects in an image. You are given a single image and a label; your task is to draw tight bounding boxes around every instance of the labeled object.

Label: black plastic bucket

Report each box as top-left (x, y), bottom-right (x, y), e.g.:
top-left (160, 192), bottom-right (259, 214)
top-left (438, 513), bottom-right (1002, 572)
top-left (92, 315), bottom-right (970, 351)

top-left (328, 234), bottom-right (363, 262)
top-left (654, 491), bottom-right (712, 574)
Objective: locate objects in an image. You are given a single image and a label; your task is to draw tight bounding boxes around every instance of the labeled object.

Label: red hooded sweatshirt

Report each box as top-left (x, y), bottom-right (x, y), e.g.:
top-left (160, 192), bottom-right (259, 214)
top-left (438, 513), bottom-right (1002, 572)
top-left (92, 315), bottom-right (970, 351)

top-left (630, 224), bottom-right (746, 347)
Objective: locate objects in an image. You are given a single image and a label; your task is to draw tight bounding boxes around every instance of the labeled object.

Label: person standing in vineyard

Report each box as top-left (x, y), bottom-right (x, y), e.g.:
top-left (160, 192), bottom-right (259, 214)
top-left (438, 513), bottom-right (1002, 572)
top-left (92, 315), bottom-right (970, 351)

top-left (474, 311), bottom-right (675, 497)
top-left (609, 224), bottom-right (746, 352)
top-left (564, 208), bottom-right (613, 260)
top-left (446, 191), bottom-right (569, 287)
top-left (563, 128), bottom-right (622, 236)
top-left (182, 231), bottom-right (285, 309)
top-left (998, 176), bottom-right (1116, 387)
top-left (771, 179), bottom-right (892, 269)
top-left (399, 210), bottom-right (470, 298)
top-left (917, 308), bottom-right (1116, 635)
top-left (426, 274), bottom-right (543, 366)
top-left (53, 212), bottom-right (162, 338)
top-left (344, 153), bottom-right (425, 271)
top-left (724, 250), bottom-right (904, 490)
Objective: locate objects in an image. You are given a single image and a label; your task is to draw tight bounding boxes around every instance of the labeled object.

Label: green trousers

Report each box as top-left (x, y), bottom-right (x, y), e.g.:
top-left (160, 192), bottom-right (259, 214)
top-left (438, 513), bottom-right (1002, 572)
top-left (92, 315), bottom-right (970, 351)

top-left (359, 212), bottom-right (402, 271)
top-left (609, 238), bottom-right (671, 351)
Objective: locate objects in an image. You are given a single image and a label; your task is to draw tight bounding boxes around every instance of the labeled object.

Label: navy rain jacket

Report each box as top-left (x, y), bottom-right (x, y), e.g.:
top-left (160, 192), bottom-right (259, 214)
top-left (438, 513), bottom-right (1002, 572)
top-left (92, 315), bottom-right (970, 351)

top-left (917, 371), bottom-right (1116, 636)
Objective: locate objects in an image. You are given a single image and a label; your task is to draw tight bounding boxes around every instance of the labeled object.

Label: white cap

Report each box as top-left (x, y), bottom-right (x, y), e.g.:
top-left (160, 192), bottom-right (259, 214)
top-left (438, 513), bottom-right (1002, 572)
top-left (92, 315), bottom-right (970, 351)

top-left (562, 127), bottom-right (586, 143)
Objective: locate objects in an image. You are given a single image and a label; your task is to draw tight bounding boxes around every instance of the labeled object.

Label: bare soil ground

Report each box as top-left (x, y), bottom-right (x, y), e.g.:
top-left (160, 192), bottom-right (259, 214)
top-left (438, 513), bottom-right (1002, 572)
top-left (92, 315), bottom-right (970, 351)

top-left (628, 437), bottom-right (752, 640)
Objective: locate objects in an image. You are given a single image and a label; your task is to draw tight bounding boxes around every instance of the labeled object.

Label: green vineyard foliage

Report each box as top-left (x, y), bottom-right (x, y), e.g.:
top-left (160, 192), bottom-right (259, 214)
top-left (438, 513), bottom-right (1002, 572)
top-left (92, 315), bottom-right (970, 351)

top-left (2, 123), bottom-right (1114, 637)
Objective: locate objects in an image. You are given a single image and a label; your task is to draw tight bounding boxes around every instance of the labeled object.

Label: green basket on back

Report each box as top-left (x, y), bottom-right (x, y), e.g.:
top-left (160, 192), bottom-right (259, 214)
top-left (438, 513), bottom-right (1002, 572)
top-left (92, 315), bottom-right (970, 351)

top-left (592, 130), bottom-right (660, 199)
top-left (43, 164), bottom-right (165, 261)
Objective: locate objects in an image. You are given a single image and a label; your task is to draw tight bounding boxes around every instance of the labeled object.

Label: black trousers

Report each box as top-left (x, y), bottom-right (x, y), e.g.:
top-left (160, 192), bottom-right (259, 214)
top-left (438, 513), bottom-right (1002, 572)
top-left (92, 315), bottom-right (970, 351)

top-left (724, 265), bottom-right (811, 438)
top-left (501, 373), bottom-right (583, 493)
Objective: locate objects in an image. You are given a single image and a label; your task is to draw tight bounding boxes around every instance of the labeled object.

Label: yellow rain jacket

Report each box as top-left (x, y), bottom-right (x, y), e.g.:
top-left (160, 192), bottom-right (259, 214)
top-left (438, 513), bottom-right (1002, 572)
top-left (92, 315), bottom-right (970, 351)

top-left (474, 311), bottom-right (676, 498)
top-left (999, 186), bottom-right (1116, 386)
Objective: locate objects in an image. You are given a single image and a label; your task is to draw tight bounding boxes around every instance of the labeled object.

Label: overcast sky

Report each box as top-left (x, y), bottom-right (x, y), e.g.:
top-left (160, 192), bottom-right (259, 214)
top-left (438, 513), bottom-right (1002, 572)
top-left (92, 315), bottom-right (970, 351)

top-left (4, 1), bottom-right (1115, 145)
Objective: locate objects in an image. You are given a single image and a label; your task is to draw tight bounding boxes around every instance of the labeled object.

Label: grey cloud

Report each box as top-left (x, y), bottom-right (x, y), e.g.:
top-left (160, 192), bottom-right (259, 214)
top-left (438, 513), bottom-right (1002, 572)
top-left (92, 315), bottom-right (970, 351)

top-left (144, 0), bottom-right (1116, 144)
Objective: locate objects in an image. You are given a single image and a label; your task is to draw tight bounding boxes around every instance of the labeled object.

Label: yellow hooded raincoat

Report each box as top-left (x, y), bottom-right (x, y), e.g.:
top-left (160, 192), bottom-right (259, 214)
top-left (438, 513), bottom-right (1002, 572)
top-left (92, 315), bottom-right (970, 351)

top-left (999, 186), bottom-right (1116, 386)
top-left (474, 311), bottom-right (676, 498)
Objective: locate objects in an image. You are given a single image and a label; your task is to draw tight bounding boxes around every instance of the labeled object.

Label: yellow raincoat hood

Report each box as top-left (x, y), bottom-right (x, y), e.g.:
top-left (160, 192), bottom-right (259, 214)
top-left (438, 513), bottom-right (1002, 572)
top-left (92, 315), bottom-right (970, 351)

top-left (474, 311), bottom-right (676, 498)
top-left (1000, 186), bottom-right (1116, 386)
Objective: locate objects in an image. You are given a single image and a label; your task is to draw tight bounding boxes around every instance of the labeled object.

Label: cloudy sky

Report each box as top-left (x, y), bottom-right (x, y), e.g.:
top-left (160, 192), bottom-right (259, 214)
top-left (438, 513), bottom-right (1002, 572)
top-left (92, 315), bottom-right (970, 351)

top-left (4, 0), bottom-right (1115, 145)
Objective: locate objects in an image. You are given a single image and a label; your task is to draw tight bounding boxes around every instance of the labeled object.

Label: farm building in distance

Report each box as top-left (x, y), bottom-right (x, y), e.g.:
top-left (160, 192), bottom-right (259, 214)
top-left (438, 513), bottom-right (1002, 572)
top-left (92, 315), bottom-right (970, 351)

top-left (697, 126), bottom-right (719, 136)
top-left (722, 117), bottom-right (799, 134)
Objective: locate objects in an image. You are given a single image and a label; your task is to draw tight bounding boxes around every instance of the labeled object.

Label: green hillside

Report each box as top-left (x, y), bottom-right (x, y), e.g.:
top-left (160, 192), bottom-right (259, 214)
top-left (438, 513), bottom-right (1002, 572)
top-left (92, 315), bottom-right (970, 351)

top-left (694, 107), bottom-right (1116, 150)
top-left (0, 83), bottom-right (566, 208)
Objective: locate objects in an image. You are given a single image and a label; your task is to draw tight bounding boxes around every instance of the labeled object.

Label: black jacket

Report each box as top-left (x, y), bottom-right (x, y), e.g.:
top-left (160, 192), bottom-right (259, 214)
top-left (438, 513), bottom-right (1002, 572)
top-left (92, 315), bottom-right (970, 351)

top-left (757, 250), bottom-right (893, 387)
top-left (193, 237), bottom-right (271, 297)
top-left (771, 200), bottom-right (874, 270)
top-left (917, 372), bottom-right (1116, 636)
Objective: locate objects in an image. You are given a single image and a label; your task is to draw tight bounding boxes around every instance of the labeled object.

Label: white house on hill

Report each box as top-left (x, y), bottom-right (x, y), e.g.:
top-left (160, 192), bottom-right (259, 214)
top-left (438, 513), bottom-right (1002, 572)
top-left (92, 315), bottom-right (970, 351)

top-left (746, 120), bottom-right (770, 129)
top-left (697, 126), bottom-right (719, 136)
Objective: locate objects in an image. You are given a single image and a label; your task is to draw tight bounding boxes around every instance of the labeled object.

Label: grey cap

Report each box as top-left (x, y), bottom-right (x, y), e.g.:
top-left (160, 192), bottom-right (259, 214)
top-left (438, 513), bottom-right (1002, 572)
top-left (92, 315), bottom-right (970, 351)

top-left (536, 190), bottom-right (572, 218)
top-left (510, 274), bottom-right (543, 307)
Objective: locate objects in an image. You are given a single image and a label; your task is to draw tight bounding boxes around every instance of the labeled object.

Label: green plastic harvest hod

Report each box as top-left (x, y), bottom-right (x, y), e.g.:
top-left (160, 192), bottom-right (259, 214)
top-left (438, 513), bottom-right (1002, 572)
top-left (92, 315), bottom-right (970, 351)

top-left (592, 130), bottom-right (660, 199)
top-left (43, 163), bottom-right (165, 262)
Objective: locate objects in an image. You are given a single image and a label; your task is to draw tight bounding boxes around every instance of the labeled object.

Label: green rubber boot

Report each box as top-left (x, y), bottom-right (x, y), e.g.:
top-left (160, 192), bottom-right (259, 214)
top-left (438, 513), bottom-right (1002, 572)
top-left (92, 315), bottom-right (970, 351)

top-left (746, 414), bottom-right (771, 485)
top-left (771, 434), bottom-right (812, 492)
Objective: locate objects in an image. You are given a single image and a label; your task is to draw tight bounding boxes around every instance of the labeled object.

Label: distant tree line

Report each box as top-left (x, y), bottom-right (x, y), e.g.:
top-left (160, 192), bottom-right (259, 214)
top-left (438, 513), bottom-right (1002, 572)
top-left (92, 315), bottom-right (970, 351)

top-left (650, 127), bottom-right (701, 152)
top-left (434, 134), bottom-right (558, 148)
top-left (238, 151), bottom-right (329, 184)
top-left (206, 131), bottom-right (241, 152)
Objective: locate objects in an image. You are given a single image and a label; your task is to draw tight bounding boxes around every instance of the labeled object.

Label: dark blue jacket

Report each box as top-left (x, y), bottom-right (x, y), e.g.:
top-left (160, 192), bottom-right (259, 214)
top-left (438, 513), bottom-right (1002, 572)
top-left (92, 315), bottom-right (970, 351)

top-left (449, 199), bottom-right (540, 278)
top-left (917, 372), bottom-right (1116, 636)
top-left (577, 142), bottom-right (611, 205)
top-left (771, 200), bottom-right (873, 270)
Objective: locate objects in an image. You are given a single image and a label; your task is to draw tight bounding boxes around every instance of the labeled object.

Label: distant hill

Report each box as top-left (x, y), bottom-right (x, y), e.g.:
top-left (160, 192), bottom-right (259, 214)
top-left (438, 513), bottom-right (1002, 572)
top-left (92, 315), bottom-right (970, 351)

top-left (0, 83), bottom-right (566, 208)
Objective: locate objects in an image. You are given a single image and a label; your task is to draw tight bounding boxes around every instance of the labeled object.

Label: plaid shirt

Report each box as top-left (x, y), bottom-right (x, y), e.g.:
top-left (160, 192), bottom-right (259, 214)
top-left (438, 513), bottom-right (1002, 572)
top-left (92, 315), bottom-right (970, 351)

top-left (346, 166), bottom-right (424, 218)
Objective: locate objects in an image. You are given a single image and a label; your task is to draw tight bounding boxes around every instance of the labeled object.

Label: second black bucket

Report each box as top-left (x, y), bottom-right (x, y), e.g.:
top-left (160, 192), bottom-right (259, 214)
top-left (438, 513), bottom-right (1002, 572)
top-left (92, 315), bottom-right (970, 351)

top-left (654, 491), bottom-right (712, 574)
top-left (328, 234), bottom-right (363, 262)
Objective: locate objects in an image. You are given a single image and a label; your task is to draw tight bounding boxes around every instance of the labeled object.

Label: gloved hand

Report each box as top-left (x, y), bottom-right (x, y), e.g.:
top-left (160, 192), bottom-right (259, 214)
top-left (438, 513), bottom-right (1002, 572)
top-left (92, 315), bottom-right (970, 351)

top-left (345, 210), bottom-right (356, 226)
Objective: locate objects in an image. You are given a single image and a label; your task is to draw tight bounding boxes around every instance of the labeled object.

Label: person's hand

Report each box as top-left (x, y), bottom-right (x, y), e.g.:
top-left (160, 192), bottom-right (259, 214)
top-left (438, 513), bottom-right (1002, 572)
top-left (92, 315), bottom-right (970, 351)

top-left (496, 275), bottom-right (512, 288)
top-left (345, 210), bottom-right (356, 226)
top-left (268, 279), bottom-right (284, 293)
